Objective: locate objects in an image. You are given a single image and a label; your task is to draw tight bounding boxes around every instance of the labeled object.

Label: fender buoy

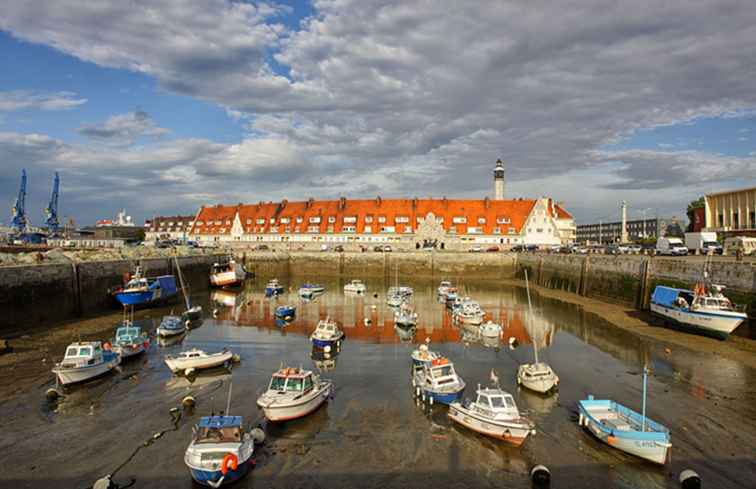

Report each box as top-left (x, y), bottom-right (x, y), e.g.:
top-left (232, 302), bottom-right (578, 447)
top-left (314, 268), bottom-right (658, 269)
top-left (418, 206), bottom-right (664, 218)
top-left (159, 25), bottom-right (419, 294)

top-left (221, 453), bottom-right (238, 475)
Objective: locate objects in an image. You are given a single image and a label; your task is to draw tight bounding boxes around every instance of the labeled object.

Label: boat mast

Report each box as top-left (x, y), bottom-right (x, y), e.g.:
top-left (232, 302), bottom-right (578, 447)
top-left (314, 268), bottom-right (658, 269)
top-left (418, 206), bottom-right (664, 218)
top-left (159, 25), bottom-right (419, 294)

top-left (641, 365), bottom-right (648, 432)
top-left (225, 380), bottom-right (233, 415)
top-left (524, 269), bottom-right (539, 365)
top-left (174, 255), bottom-right (191, 310)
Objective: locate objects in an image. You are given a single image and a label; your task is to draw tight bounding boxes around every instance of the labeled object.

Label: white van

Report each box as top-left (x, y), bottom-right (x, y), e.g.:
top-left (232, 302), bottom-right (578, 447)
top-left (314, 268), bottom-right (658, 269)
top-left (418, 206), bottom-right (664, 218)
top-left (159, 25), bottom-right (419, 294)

top-left (656, 237), bottom-right (688, 256)
top-left (724, 236), bottom-right (756, 256)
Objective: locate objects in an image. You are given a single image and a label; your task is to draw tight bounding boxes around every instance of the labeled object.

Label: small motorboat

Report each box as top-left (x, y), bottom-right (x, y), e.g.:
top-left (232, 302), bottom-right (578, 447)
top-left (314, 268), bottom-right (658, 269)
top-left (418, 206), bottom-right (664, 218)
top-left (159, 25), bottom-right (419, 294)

top-left (455, 300), bottom-right (485, 325)
top-left (578, 368), bottom-right (671, 464)
top-left (157, 315), bottom-right (187, 337)
top-left (112, 267), bottom-right (178, 307)
top-left (52, 341), bottom-right (121, 386)
top-left (165, 348), bottom-right (234, 374)
top-left (185, 415), bottom-right (255, 487)
top-left (411, 342), bottom-right (440, 366)
top-left (275, 305), bottom-right (296, 320)
top-left (310, 318), bottom-right (344, 348)
top-left (343, 279), bottom-right (367, 294)
top-left (412, 357), bottom-right (465, 405)
top-left (264, 279), bottom-right (284, 297)
top-left (182, 305), bottom-right (203, 323)
top-left (209, 258), bottom-right (247, 287)
top-left (650, 284), bottom-right (747, 340)
top-left (111, 323), bottom-right (149, 359)
top-left (479, 320), bottom-right (502, 339)
top-left (298, 283), bottom-right (326, 299)
top-left (449, 382), bottom-right (536, 446)
top-left (256, 367), bottom-right (333, 422)
top-left (437, 280), bottom-right (453, 296)
top-left (394, 303), bottom-right (418, 328)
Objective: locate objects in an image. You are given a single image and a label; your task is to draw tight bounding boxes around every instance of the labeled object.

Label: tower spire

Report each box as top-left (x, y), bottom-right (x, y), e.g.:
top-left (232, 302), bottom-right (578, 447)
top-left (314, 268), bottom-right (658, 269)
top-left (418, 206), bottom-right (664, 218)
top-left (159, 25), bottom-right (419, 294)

top-left (493, 159), bottom-right (505, 200)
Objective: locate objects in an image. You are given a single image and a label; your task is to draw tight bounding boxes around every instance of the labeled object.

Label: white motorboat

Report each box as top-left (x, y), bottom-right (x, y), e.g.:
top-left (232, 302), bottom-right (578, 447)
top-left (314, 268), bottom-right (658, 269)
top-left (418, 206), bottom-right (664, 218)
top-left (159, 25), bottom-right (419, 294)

top-left (449, 383), bottom-right (536, 446)
top-left (209, 258), bottom-right (247, 287)
top-left (517, 270), bottom-right (559, 394)
top-left (256, 367), bottom-right (333, 422)
top-left (437, 280), bottom-right (453, 296)
top-left (310, 318), bottom-right (345, 347)
top-left (479, 320), bottom-right (502, 339)
top-left (650, 284), bottom-right (747, 340)
top-left (298, 283), bottom-right (326, 299)
top-left (165, 348), bottom-right (234, 374)
top-left (52, 341), bottom-right (121, 386)
top-left (157, 315), bottom-right (187, 337)
top-left (411, 342), bottom-right (440, 366)
top-left (386, 293), bottom-right (405, 308)
top-left (343, 279), bottom-right (367, 294)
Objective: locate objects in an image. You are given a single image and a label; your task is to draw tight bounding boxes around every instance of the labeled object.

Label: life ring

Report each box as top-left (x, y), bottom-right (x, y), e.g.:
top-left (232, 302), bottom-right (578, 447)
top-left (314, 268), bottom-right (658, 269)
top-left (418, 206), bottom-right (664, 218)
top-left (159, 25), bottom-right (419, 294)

top-left (221, 453), bottom-right (238, 475)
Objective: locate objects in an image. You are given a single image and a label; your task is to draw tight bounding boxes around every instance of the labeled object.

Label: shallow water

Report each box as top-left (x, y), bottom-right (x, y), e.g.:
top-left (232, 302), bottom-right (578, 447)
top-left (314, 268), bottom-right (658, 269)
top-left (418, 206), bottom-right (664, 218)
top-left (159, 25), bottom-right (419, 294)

top-left (1, 273), bottom-right (754, 488)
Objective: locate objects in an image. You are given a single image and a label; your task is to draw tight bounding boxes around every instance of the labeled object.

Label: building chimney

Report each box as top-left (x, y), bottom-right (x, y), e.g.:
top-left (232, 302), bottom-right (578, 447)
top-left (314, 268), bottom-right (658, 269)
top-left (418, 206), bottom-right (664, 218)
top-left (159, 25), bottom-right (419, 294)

top-left (339, 197), bottom-right (346, 210)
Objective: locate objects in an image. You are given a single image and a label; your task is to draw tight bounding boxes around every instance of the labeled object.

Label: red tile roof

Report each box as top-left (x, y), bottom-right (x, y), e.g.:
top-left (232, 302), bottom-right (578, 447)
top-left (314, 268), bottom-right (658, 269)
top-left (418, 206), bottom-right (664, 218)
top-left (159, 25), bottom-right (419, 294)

top-left (191, 198), bottom-right (556, 236)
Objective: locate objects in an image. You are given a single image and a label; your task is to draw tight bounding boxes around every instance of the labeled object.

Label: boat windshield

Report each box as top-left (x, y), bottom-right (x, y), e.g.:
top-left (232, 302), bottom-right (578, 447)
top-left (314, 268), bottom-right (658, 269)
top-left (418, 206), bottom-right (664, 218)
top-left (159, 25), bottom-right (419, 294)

top-left (79, 346), bottom-right (92, 357)
top-left (286, 377), bottom-right (304, 392)
top-left (430, 365), bottom-right (454, 378)
top-left (704, 298), bottom-right (732, 310)
top-left (116, 327), bottom-right (139, 340)
top-left (65, 347), bottom-right (79, 357)
top-left (270, 376), bottom-right (287, 391)
top-left (490, 395), bottom-right (516, 409)
top-left (196, 426), bottom-right (241, 444)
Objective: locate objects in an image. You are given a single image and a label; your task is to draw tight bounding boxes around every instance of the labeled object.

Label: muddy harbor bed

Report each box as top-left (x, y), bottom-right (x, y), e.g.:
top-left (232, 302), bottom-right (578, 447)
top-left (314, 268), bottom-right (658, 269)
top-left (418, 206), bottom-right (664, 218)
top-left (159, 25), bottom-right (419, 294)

top-left (0, 274), bottom-right (754, 489)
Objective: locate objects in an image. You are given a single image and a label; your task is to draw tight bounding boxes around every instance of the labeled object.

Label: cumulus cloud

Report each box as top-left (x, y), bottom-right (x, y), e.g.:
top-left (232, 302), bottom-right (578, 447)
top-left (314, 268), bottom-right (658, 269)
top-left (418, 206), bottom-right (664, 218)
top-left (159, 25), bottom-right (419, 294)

top-left (0, 90), bottom-right (86, 111)
top-left (2, 0), bottom-right (756, 223)
top-left (77, 111), bottom-right (169, 144)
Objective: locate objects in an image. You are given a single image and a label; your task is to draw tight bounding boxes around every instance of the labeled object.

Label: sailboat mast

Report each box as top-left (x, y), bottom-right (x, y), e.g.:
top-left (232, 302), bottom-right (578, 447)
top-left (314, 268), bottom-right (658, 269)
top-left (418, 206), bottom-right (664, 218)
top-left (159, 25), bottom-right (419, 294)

top-left (641, 365), bottom-right (648, 432)
top-left (175, 255), bottom-right (190, 310)
top-left (524, 269), bottom-right (539, 364)
top-left (225, 380), bottom-right (233, 415)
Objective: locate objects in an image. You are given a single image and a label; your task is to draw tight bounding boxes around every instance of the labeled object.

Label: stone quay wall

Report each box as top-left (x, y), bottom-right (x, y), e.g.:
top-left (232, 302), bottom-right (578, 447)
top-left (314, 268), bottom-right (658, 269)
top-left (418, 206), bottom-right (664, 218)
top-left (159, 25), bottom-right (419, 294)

top-left (0, 254), bottom-right (225, 333)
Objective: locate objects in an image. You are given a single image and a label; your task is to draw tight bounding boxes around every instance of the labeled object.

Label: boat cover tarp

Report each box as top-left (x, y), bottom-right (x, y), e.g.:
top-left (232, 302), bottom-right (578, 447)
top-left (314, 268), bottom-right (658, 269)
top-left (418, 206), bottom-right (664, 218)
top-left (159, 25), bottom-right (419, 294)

top-left (156, 275), bottom-right (178, 295)
top-left (199, 416), bottom-right (242, 428)
top-left (651, 286), bottom-right (687, 307)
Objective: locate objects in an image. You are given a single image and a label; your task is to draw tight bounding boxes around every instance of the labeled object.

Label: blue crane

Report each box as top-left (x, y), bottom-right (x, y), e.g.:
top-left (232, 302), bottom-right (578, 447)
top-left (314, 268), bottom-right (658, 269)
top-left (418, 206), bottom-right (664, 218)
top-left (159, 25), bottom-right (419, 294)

top-left (45, 172), bottom-right (60, 235)
top-left (10, 169), bottom-right (28, 234)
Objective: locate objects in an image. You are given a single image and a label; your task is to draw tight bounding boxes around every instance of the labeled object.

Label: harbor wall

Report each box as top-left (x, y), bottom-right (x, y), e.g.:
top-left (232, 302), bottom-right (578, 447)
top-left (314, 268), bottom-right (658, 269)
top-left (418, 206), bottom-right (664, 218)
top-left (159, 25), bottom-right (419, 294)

top-left (0, 254), bottom-right (225, 333)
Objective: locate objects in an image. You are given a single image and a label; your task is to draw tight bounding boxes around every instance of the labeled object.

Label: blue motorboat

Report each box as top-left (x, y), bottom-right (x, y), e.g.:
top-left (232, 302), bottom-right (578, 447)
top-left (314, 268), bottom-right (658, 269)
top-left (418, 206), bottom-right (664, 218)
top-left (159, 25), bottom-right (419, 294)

top-left (113, 268), bottom-right (178, 307)
top-left (156, 315), bottom-right (186, 337)
top-left (184, 416), bottom-right (255, 486)
top-left (298, 283), bottom-right (325, 299)
top-left (111, 324), bottom-right (149, 359)
top-left (275, 305), bottom-right (296, 319)
top-left (310, 318), bottom-right (344, 348)
top-left (264, 279), bottom-right (284, 297)
top-left (412, 357), bottom-right (465, 405)
top-left (578, 369), bottom-right (671, 464)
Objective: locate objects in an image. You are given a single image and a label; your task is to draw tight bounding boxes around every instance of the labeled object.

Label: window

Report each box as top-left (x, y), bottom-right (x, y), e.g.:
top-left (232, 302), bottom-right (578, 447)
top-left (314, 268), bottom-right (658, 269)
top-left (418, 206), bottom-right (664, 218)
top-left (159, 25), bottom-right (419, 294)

top-left (343, 225), bottom-right (356, 233)
top-left (328, 216), bottom-right (336, 224)
top-left (467, 226), bottom-right (482, 234)
top-left (309, 217), bottom-right (321, 224)
top-left (280, 217), bottom-right (290, 224)
top-left (508, 227), bottom-right (516, 234)
top-left (452, 216), bottom-right (466, 224)
top-left (215, 221), bottom-right (222, 225)
top-left (477, 217), bottom-right (486, 224)
top-left (381, 226), bottom-right (395, 233)
top-left (733, 213), bottom-right (739, 229)
top-left (307, 225), bottom-right (319, 233)
top-left (256, 218), bottom-right (265, 225)
top-left (343, 216), bottom-right (357, 223)
top-left (493, 227), bottom-right (501, 234)
top-left (364, 225), bottom-right (372, 233)
top-left (396, 216), bottom-right (409, 223)
top-left (365, 216), bottom-right (374, 223)
top-left (378, 216), bottom-right (386, 223)
top-left (66, 347), bottom-right (78, 357)
top-left (296, 217), bottom-right (303, 223)
top-left (196, 221), bottom-right (204, 226)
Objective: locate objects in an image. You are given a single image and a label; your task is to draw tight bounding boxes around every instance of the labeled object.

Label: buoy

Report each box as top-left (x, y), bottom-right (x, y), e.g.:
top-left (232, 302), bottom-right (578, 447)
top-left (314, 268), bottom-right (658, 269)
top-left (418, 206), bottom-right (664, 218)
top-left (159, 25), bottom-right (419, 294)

top-left (679, 469), bottom-right (701, 489)
top-left (250, 427), bottom-right (266, 444)
top-left (182, 395), bottom-right (196, 408)
top-left (45, 388), bottom-right (61, 401)
top-left (530, 464), bottom-right (551, 487)
top-left (185, 368), bottom-right (196, 382)
top-left (185, 320), bottom-right (191, 327)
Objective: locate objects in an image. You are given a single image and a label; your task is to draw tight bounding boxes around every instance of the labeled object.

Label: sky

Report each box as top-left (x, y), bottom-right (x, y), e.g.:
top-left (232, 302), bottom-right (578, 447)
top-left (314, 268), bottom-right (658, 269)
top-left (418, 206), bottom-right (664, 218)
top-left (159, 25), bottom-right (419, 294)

top-left (0, 0), bottom-right (754, 227)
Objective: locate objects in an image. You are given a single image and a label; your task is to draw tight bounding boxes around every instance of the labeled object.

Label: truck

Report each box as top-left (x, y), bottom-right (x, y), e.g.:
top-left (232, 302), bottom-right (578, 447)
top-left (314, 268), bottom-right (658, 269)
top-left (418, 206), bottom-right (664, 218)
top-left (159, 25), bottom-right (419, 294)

top-left (684, 232), bottom-right (722, 255)
top-left (656, 237), bottom-right (688, 256)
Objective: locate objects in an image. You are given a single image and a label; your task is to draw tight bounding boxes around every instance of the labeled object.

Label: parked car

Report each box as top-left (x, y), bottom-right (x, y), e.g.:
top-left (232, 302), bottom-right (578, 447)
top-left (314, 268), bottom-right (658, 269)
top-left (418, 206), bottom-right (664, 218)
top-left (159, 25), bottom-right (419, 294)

top-left (256, 244), bottom-right (269, 251)
top-left (373, 245), bottom-right (384, 252)
top-left (627, 244), bottom-right (642, 254)
top-left (511, 244), bottom-right (525, 252)
top-left (383, 245), bottom-right (392, 252)
top-left (486, 245), bottom-right (500, 252)
top-left (334, 245), bottom-right (344, 252)
top-left (469, 245), bottom-right (483, 252)
top-left (547, 244), bottom-right (561, 252)
top-left (605, 245), bottom-right (621, 255)
top-left (525, 244), bottom-right (539, 252)
top-left (573, 245), bottom-right (589, 254)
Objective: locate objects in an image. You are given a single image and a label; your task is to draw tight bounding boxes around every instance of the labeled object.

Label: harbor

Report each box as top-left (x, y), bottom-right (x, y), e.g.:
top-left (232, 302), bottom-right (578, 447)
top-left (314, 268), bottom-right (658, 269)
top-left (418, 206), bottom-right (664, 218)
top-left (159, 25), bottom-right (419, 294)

top-left (0, 270), bottom-right (754, 488)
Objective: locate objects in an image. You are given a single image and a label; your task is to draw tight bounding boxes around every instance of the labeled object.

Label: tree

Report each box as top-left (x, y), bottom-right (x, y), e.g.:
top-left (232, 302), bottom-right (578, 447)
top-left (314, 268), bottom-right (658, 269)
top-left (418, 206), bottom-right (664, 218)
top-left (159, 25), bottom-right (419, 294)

top-left (686, 197), bottom-right (705, 232)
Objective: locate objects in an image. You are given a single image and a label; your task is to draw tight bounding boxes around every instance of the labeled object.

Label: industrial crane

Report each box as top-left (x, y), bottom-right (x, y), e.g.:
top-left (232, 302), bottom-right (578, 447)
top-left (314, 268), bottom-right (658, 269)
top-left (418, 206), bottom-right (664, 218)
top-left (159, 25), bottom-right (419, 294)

top-left (45, 172), bottom-right (60, 235)
top-left (10, 169), bottom-right (28, 234)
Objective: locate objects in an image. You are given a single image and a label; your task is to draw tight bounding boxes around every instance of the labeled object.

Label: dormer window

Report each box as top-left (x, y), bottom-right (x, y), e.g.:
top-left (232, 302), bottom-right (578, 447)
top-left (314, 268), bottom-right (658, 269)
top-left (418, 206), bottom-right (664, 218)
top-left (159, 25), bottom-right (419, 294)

top-left (296, 217), bottom-right (303, 223)
top-left (309, 217), bottom-right (321, 224)
top-left (365, 216), bottom-right (374, 223)
top-left (378, 216), bottom-right (386, 223)
top-left (452, 216), bottom-right (466, 224)
top-left (328, 216), bottom-right (336, 224)
top-left (396, 216), bottom-right (409, 223)
top-left (256, 218), bottom-right (265, 225)
top-left (477, 217), bottom-right (486, 224)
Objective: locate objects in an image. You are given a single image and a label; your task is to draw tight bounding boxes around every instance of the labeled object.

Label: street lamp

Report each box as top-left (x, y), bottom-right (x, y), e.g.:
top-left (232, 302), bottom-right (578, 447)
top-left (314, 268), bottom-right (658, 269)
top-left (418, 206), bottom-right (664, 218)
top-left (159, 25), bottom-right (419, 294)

top-left (639, 207), bottom-right (653, 239)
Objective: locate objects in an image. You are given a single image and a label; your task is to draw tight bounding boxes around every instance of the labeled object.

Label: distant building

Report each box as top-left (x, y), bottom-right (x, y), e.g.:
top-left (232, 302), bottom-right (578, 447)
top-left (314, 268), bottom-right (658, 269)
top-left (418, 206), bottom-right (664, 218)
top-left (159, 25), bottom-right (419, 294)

top-left (703, 186), bottom-right (756, 237)
top-left (145, 215), bottom-right (196, 242)
top-left (691, 206), bottom-right (706, 232)
top-left (576, 217), bottom-right (679, 244)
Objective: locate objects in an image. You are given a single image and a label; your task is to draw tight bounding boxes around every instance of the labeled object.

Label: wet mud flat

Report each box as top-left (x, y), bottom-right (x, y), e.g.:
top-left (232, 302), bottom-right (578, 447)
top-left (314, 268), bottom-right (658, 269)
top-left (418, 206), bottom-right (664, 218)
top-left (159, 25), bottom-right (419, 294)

top-left (0, 276), bottom-right (755, 489)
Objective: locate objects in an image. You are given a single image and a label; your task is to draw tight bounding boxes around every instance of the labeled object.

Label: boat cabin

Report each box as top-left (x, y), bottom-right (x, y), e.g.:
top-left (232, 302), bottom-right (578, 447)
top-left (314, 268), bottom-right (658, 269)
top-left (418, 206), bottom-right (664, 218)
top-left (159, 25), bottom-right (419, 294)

top-left (268, 368), bottom-right (315, 394)
top-left (348, 280), bottom-right (364, 286)
top-left (314, 320), bottom-right (338, 337)
top-left (123, 276), bottom-right (151, 292)
top-left (161, 316), bottom-right (183, 329)
top-left (521, 363), bottom-right (554, 378)
top-left (424, 358), bottom-right (459, 386)
top-left (177, 349), bottom-right (206, 360)
top-left (194, 416), bottom-right (243, 444)
top-left (474, 388), bottom-right (519, 417)
top-left (115, 326), bottom-right (141, 343)
top-left (62, 342), bottom-right (103, 367)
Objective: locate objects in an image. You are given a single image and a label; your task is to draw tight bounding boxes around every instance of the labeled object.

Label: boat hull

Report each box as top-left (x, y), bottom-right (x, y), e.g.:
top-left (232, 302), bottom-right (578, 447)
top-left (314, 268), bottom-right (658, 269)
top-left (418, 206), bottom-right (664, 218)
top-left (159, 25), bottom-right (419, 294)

top-left (257, 384), bottom-right (331, 422)
top-left (165, 351), bottom-right (233, 373)
top-left (187, 455), bottom-right (251, 487)
top-left (53, 355), bottom-right (120, 386)
top-left (420, 388), bottom-right (464, 405)
top-left (578, 399), bottom-right (671, 465)
top-left (448, 404), bottom-right (533, 446)
top-left (265, 287), bottom-right (284, 297)
top-left (157, 326), bottom-right (186, 337)
top-left (115, 289), bottom-right (178, 307)
top-left (210, 270), bottom-right (245, 288)
top-left (650, 303), bottom-right (745, 340)
top-left (311, 336), bottom-right (343, 348)
top-left (112, 341), bottom-right (147, 359)
top-left (517, 365), bottom-right (558, 394)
